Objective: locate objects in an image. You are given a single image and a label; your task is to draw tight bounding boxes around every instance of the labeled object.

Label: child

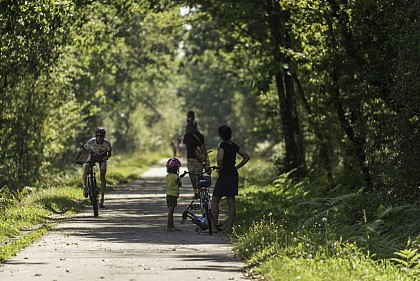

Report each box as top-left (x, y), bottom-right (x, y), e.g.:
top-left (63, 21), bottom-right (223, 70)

top-left (166, 157), bottom-right (182, 231)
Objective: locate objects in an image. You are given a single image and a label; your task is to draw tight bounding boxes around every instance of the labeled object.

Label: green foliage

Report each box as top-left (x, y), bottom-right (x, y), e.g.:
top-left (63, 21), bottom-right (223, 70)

top-left (259, 249), bottom-right (407, 281)
top-left (0, 150), bottom-right (158, 263)
top-left (106, 152), bottom-right (163, 184)
top-left (233, 157), bottom-right (419, 280)
top-left (0, 224), bottom-right (52, 263)
top-left (239, 157), bottom-right (277, 186)
top-left (0, 0), bottom-right (76, 184)
top-left (234, 214), bottom-right (413, 280)
top-left (0, 186), bottom-right (83, 244)
top-left (234, 217), bottom-right (282, 263)
top-left (391, 241), bottom-right (420, 278)
top-left (1, 0), bottom-right (419, 275)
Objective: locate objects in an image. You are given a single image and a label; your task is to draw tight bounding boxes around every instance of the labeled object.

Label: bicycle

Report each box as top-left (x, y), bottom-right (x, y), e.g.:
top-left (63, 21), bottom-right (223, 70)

top-left (180, 166), bottom-right (218, 234)
top-left (75, 153), bottom-right (103, 217)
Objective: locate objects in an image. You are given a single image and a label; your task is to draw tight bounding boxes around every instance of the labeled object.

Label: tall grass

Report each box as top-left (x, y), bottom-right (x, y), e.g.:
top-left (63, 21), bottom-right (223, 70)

top-left (232, 158), bottom-right (420, 280)
top-left (0, 185), bottom-right (83, 262)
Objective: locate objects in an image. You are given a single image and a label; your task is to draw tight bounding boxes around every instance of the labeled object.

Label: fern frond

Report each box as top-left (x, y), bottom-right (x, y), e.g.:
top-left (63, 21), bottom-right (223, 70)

top-left (390, 257), bottom-right (409, 266)
top-left (325, 193), bottom-right (359, 206)
top-left (377, 204), bottom-right (413, 219)
top-left (295, 201), bottom-right (328, 208)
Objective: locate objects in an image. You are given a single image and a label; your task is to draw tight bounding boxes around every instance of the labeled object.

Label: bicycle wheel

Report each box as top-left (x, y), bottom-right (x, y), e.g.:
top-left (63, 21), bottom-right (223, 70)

top-left (204, 203), bottom-right (213, 235)
top-left (89, 176), bottom-right (99, 217)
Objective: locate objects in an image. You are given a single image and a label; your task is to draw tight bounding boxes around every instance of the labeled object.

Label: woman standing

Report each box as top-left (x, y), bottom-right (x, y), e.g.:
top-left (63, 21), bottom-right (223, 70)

top-left (212, 125), bottom-right (250, 233)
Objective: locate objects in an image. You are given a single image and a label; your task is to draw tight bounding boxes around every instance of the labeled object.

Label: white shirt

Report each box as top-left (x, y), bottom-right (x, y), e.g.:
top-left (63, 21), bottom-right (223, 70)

top-left (83, 137), bottom-right (112, 157)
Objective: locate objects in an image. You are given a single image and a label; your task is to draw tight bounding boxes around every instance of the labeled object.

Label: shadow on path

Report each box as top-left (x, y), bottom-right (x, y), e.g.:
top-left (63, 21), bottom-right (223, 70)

top-left (0, 159), bottom-right (246, 281)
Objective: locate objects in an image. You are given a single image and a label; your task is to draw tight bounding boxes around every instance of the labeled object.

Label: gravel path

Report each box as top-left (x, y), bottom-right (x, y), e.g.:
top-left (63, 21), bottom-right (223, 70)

top-left (0, 159), bottom-right (248, 281)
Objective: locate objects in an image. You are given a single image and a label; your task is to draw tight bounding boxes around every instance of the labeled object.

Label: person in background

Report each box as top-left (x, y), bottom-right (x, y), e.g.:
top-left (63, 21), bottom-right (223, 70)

top-left (165, 157), bottom-right (182, 232)
top-left (170, 135), bottom-right (182, 157)
top-left (211, 125), bottom-right (250, 233)
top-left (182, 111), bottom-right (207, 199)
top-left (185, 110), bottom-right (197, 131)
top-left (73, 127), bottom-right (112, 208)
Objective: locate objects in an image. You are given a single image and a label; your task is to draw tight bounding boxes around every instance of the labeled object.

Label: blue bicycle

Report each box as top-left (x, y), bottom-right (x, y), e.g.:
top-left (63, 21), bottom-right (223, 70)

top-left (180, 166), bottom-right (218, 234)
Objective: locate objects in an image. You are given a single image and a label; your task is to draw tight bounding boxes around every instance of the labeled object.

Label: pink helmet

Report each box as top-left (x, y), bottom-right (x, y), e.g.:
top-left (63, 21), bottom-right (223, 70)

top-left (166, 157), bottom-right (181, 168)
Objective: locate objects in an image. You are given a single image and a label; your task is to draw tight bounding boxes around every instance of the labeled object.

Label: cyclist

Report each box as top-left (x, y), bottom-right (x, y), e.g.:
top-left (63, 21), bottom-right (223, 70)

top-left (73, 127), bottom-right (112, 208)
top-left (182, 111), bottom-right (208, 199)
top-left (165, 157), bottom-right (182, 232)
top-left (211, 125), bottom-right (250, 233)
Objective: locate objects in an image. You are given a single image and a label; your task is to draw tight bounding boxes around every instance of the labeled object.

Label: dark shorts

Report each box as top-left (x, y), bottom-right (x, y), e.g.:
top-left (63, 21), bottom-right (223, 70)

top-left (166, 195), bottom-right (178, 207)
top-left (213, 176), bottom-right (238, 198)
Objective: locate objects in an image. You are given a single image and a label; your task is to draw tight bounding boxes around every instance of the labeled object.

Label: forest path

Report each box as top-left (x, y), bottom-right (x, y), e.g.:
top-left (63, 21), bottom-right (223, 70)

top-left (0, 159), bottom-right (248, 281)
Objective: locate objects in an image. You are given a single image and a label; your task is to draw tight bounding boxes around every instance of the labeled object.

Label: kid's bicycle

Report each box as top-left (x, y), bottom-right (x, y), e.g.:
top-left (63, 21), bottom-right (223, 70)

top-left (180, 166), bottom-right (218, 234)
top-left (75, 153), bottom-right (103, 217)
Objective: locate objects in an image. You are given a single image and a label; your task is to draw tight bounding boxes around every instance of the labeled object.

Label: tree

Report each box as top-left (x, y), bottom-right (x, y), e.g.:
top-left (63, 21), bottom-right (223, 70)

top-left (177, 0), bottom-right (306, 173)
top-left (0, 0), bottom-right (75, 186)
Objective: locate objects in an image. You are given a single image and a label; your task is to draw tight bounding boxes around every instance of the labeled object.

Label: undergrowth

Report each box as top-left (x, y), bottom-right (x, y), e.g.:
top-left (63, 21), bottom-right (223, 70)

top-left (232, 159), bottom-right (420, 280)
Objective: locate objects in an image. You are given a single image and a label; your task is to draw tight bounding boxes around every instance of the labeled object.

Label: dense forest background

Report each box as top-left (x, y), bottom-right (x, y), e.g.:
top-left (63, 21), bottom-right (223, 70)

top-left (1, 0), bottom-right (419, 206)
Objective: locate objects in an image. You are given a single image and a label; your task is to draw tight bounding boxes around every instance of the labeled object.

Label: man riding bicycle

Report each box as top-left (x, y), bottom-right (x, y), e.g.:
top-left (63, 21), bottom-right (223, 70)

top-left (73, 127), bottom-right (112, 208)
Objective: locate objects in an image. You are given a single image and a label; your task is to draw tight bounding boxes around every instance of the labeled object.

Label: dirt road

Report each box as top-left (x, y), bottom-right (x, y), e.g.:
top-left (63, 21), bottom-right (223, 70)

top-left (0, 159), bottom-right (248, 281)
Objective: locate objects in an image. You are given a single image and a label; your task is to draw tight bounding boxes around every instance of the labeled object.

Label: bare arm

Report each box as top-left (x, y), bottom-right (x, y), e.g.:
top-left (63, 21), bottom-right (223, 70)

top-left (216, 147), bottom-right (224, 168)
top-left (235, 148), bottom-right (250, 170)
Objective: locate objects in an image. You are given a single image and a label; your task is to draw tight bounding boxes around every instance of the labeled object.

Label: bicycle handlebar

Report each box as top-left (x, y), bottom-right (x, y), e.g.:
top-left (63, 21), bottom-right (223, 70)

top-left (73, 152), bottom-right (107, 165)
top-left (179, 166), bottom-right (219, 178)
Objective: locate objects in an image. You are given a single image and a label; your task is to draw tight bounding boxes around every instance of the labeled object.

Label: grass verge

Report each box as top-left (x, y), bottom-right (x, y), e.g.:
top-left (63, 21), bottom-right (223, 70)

top-left (0, 224), bottom-right (53, 263)
top-left (0, 151), bottom-right (162, 263)
top-left (230, 159), bottom-right (420, 281)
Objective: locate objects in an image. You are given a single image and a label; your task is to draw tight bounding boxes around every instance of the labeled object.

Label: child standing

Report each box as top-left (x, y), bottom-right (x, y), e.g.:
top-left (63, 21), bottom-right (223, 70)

top-left (166, 157), bottom-right (182, 231)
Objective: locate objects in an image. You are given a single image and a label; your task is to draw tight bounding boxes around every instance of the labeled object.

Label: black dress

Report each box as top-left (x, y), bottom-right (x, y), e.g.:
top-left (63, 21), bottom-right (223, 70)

top-left (213, 141), bottom-right (240, 197)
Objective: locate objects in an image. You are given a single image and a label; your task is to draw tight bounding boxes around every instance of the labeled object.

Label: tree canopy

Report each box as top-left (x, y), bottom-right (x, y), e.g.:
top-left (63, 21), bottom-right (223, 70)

top-left (1, 0), bottom-right (419, 204)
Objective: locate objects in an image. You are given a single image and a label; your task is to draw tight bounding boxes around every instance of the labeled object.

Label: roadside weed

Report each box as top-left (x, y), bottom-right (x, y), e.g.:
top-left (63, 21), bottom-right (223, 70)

top-left (233, 158), bottom-right (419, 280)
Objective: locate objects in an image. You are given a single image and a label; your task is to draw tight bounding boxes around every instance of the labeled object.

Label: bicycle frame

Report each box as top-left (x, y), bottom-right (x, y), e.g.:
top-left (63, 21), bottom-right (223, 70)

top-left (75, 155), bottom-right (101, 217)
top-left (86, 160), bottom-right (99, 217)
top-left (180, 166), bottom-right (217, 234)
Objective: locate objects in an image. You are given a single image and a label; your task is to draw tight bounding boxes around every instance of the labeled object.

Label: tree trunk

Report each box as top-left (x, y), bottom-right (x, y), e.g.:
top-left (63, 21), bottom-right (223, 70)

top-left (267, 1), bottom-right (305, 173)
top-left (332, 86), bottom-right (373, 191)
top-left (325, 0), bottom-right (373, 191)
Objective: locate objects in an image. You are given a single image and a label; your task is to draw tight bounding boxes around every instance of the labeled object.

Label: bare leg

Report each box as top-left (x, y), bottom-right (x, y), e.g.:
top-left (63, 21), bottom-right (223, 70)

top-left (226, 196), bottom-right (236, 232)
top-left (189, 173), bottom-right (198, 191)
top-left (100, 170), bottom-right (106, 199)
top-left (211, 195), bottom-right (221, 226)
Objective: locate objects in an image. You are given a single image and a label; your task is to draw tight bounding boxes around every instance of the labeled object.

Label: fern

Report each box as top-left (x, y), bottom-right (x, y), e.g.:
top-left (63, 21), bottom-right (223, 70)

top-left (391, 248), bottom-right (420, 269)
top-left (324, 193), bottom-right (359, 206)
top-left (376, 204), bottom-right (413, 219)
top-left (300, 193), bottom-right (359, 227)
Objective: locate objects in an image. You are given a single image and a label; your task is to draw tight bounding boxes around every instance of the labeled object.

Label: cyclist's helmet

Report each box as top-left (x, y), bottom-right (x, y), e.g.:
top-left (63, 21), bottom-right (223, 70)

top-left (96, 127), bottom-right (106, 136)
top-left (166, 157), bottom-right (181, 168)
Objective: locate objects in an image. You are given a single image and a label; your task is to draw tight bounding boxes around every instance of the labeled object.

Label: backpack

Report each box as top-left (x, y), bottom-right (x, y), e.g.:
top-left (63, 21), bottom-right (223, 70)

top-left (193, 134), bottom-right (209, 164)
top-left (195, 145), bottom-right (208, 164)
